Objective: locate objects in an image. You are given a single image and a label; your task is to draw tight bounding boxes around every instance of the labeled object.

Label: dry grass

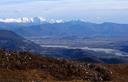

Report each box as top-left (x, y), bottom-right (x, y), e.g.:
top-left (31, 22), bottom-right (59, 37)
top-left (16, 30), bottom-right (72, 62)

top-left (0, 49), bottom-right (127, 82)
top-left (104, 64), bottom-right (128, 82)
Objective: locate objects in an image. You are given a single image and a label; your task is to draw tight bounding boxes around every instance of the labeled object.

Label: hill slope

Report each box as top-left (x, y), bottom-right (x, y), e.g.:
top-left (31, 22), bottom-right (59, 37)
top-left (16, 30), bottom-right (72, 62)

top-left (0, 30), bottom-right (44, 54)
top-left (0, 49), bottom-right (112, 81)
top-left (0, 49), bottom-right (128, 82)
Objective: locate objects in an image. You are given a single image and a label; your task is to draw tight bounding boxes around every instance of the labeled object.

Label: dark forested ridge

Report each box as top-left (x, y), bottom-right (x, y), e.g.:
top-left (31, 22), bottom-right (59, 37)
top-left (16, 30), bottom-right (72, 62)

top-left (0, 30), bottom-right (44, 53)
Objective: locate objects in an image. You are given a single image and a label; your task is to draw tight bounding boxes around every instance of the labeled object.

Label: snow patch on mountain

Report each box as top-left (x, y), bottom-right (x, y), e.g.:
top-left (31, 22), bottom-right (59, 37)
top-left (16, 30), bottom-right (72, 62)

top-left (0, 17), bottom-right (64, 24)
top-left (0, 17), bottom-right (33, 23)
top-left (49, 19), bottom-right (64, 23)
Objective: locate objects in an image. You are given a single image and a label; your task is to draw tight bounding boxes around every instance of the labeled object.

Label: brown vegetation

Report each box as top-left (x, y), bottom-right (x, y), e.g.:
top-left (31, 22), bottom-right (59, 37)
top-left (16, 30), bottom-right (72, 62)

top-left (0, 49), bottom-right (127, 82)
top-left (103, 64), bottom-right (128, 82)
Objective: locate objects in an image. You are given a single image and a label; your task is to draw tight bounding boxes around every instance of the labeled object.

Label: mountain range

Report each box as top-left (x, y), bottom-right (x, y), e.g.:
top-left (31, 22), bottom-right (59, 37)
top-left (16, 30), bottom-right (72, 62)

top-left (0, 18), bottom-right (128, 38)
top-left (0, 17), bottom-right (128, 64)
top-left (0, 17), bottom-right (64, 24)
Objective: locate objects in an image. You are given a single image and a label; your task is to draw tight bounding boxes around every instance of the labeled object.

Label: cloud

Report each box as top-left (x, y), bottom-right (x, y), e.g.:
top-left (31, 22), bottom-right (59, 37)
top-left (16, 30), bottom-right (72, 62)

top-left (0, 0), bottom-right (60, 5)
top-left (0, 0), bottom-right (128, 23)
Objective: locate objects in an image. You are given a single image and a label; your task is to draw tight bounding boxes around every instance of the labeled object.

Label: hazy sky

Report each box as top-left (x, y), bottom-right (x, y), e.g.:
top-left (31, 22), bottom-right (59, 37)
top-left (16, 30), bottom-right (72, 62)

top-left (0, 0), bottom-right (128, 23)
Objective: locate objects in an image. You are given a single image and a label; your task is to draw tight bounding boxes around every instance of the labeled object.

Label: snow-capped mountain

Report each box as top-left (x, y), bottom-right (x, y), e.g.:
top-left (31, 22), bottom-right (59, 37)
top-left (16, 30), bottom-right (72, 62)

top-left (0, 17), bottom-right (64, 24)
top-left (0, 18), bottom-right (128, 39)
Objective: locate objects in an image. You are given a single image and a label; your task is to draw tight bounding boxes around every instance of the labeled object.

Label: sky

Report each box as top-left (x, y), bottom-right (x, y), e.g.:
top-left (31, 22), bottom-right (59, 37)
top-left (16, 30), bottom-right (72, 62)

top-left (0, 0), bottom-right (128, 23)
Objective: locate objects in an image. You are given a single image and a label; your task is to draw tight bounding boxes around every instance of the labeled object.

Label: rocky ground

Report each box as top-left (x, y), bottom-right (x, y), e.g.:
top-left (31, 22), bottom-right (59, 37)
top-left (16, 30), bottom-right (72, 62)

top-left (0, 49), bottom-right (127, 82)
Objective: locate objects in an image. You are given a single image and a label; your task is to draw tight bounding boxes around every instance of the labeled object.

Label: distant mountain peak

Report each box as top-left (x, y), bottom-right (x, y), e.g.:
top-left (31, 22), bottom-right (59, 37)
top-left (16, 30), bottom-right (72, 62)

top-left (0, 17), bottom-right (64, 24)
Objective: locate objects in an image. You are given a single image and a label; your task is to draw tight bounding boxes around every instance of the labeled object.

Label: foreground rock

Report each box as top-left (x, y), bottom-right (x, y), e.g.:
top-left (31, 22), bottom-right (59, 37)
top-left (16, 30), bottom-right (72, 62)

top-left (0, 49), bottom-right (112, 82)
